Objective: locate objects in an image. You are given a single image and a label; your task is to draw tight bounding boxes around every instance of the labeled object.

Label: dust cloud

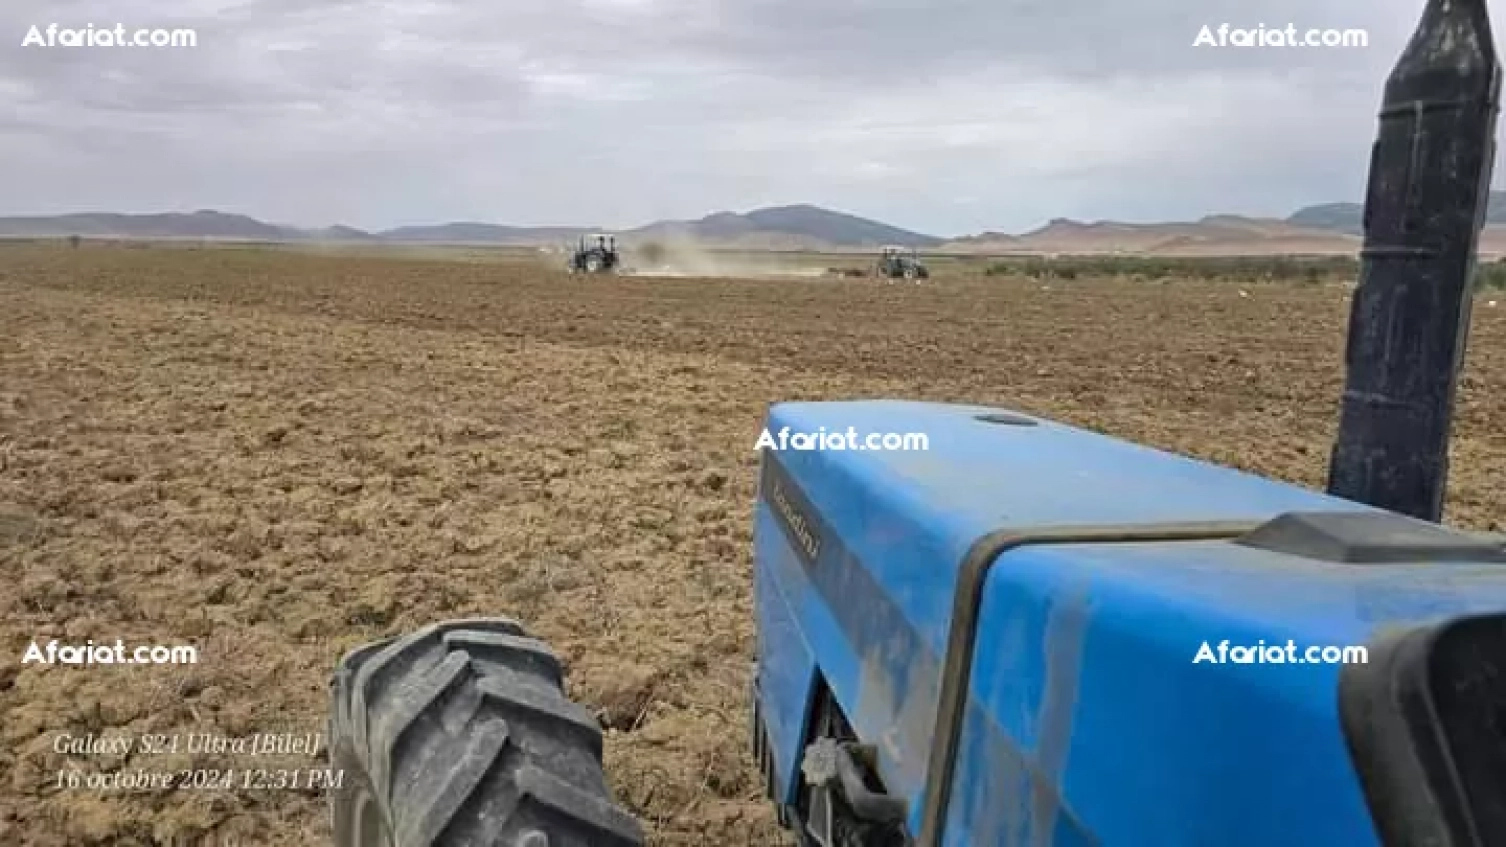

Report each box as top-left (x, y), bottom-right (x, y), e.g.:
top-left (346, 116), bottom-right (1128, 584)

top-left (624, 241), bottom-right (829, 279)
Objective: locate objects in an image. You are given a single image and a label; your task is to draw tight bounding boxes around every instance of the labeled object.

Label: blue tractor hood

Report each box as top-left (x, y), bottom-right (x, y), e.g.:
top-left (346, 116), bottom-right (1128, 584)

top-left (752, 400), bottom-right (1506, 847)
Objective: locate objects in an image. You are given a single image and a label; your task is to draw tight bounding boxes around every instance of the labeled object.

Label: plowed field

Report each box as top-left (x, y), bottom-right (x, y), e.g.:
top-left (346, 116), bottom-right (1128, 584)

top-left (1, 244), bottom-right (1503, 845)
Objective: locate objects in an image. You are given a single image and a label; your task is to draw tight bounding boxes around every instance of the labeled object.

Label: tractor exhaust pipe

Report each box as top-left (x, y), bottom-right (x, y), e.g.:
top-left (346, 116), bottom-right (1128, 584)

top-left (1326, 0), bottom-right (1501, 522)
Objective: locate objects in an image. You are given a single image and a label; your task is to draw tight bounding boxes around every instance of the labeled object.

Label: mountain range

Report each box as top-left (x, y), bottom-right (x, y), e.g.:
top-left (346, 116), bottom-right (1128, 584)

top-left (6, 196), bottom-right (1506, 255)
top-left (1288, 191), bottom-right (1506, 235)
top-left (0, 205), bottom-right (936, 250)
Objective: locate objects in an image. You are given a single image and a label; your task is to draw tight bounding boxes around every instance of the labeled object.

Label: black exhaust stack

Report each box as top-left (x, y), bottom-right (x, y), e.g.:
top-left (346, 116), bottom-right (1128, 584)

top-left (1327, 0), bottom-right (1502, 522)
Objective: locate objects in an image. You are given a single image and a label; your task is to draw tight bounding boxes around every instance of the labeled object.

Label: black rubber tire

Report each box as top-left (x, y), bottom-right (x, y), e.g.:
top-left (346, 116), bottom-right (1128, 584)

top-left (328, 619), bottom-right (644, 847)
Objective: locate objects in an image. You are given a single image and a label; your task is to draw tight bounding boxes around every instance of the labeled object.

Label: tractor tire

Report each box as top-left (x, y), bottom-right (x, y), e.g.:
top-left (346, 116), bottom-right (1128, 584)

top-left (328, 619), bottom-right (644, 847)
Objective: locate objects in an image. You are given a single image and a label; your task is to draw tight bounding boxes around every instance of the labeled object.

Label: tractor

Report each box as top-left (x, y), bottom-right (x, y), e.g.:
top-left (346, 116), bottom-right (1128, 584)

top-left (874, 245), bottom-right (929, 282)
top-left (326, 0), bottom-right (1506, 844)
top-left (566, 233), bottom-right (620, 274)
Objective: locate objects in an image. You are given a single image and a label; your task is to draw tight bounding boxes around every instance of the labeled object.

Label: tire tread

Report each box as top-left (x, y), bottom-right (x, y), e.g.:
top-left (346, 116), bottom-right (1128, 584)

top-left (330, 619), bottom-right (643, 847)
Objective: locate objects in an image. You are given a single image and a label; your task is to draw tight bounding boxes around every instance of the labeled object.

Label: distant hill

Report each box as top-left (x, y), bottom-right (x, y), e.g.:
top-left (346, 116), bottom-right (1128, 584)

top-left (941, 214), bottom-right (1362, 256)
top-left (0, 210), bottom-right (302, 240)
top-left (0, 210), bottom-right (392, 242)
top-left (377, 223), bottom-right (593, 245)
top-left (1284, 203), bottom-right (1365, 234)
top-left (317, 225), bottom-right (381, 242)
top-left (1288, 191), bottom-right (1506, 235)
top-left (630, 204), bottom-right (942, 249)
top-left (0, 204), bottom-right (940, 250)
top-left (11, 201), bottom-right (1506, 256)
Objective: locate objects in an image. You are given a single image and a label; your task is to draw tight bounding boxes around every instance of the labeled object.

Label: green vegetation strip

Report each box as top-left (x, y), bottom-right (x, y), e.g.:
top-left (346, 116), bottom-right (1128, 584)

top-left (982, 255), bottom-right (1506, 289)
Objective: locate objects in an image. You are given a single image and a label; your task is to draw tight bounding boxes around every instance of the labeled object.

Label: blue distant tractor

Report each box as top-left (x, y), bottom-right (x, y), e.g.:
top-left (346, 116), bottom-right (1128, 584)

top-left (325, 0), bottom-right (1506, 845)
top-left (566, 232), bottom-right (620, 274)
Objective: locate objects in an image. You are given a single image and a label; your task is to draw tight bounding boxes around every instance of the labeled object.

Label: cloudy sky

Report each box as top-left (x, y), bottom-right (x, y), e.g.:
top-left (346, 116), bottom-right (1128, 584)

top-left (0, 0), bottom-right (1492, 235)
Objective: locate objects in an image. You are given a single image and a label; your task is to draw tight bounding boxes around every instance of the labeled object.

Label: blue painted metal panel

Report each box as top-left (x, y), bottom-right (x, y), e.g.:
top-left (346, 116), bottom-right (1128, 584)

top-left (762, 398), bottom-right (1381, 671)
top-left (751, 399), bottom-right (1506, 843)
top-left (752, 503), bottom-right (818, 806)
top-left (952, 540), bottom-right (1506, 846)
top-left (758, 400), bottom-right (1385, 829)
top-left (753, 497), bottom-right (869, 804)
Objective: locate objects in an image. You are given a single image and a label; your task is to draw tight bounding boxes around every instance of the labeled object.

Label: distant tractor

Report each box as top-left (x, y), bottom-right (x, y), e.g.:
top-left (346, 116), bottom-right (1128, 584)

top-left (567, 233), bottom-right (620, 274)
top-left (874, 245), bottom-right (929, 281)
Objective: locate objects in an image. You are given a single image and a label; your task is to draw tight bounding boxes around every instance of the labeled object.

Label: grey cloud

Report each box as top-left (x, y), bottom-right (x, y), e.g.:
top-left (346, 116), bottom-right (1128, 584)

top-left (0, 0), bottom-right (1488, 234)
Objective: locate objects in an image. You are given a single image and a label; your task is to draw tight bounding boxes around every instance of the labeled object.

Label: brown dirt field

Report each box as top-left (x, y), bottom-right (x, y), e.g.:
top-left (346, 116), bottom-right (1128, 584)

top-left (1, 243), bottom-right (1503, 846)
